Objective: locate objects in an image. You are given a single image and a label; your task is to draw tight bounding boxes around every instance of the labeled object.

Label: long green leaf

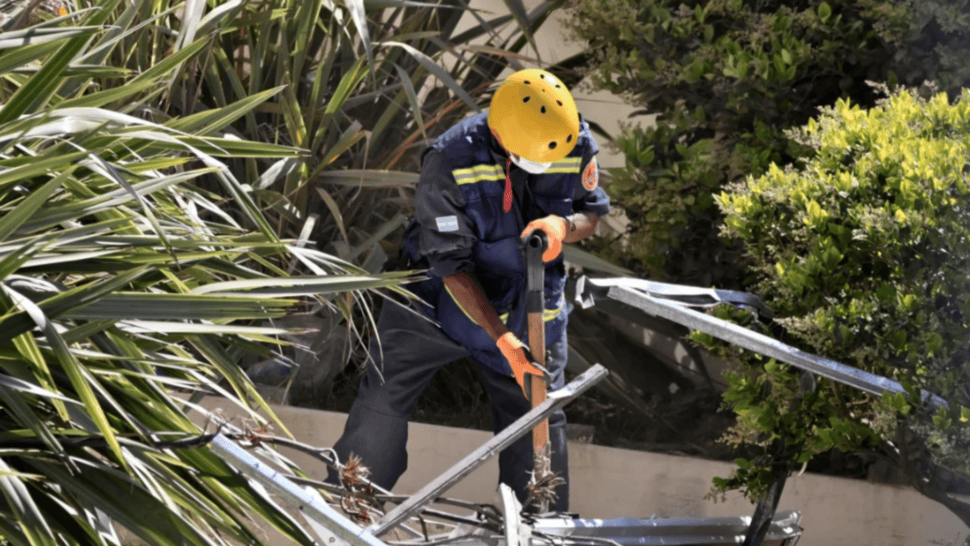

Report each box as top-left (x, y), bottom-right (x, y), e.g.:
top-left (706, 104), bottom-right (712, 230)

top-left (11, 65), bottom-right (132, 77)
top-left (63, 293), bottom-right (294, 320)
top-left (78, 0), bottom-right (171, 67)
top-left (0, 267), bottom-right (149, 344)
top-left (162, 136), bottom-right (301, 158)
top-left (0, 240), bottom-right (48, 281)
top-left (192, 274), bottom-right (414, 296)
top-left (0, 151), bottom-right (88, 191)
top-left (29, 459), bottom-right (225, 546)
top-left (315, 187), bottom-right (349, 244)
top-left (1, 285), bottom-right (127, 472)
top-left (0, 41), bottom-right (74, 78)
top-left (288, 0), bottom-right (320, 82)
top-left (500, 0), bottom-right (537, 57)
top-left (60, 38), bottom-right (211, 110)
top-left (175, 0), bottom-right (207, 53)
top-left (10, 329), bottom-right (70, 421)
top-left (324, 56), bottom-right (368, 118)
top-left (393, 62), bottom-right (428, 142)
top-left (167, 87), bottom-right (285, 135)
top-left (0, 458), bottom-right (56, 546)
top-left (21, 169), bottom-right (216, 233)
top-left (345, 213), bottom-right (407, 262)
top-left (118, 320), bottom-right (297, 335)
top-left (0, 27), bottom-right (103, 49)
top-left (197, 0), bottom-right (247, 35)
top-left (318, 121), bottom-right (365, 168)
top-left (317, 169), bottom-right (419, 188)
top-left (340, 0), bottom-right (374, 77)
top-left (0, 382), bottom-right (67, 473)
top-left (381, 41), bottom-right (480, 111)
top-left (0, 27), bottom-right (101, 123)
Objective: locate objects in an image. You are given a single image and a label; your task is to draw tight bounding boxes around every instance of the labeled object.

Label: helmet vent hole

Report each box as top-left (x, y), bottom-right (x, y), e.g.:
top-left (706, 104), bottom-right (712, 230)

top-left (524, 80), bottom-right (531, 84)
top-left (549, 141), bottom-right (557, 149)
top-left (557, 100), bottom-right (563, 106)
top-left (567, 135), bottom-right (573, 143)
top-left (540, 106), bottom-right (546, 114)
top-left (523, 96), bottom-right (530, 103)
top-left (540, 74), bottom-right (545, 79)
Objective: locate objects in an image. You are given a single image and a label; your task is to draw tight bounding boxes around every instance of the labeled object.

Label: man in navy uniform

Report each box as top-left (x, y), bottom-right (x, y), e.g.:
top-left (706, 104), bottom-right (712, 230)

top-left (329, 69), bottom-right (610, 511)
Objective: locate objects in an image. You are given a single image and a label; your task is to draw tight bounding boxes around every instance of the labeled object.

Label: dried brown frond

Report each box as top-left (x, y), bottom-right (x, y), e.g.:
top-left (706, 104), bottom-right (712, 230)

top-left (340, 453), bottom-right (372, 488)
top-left (524, 470), bottom-right (566, 510)
top-left (338, 453), bottom-right (380, 524)
top-left (340, 491), bottom-right (377, 525)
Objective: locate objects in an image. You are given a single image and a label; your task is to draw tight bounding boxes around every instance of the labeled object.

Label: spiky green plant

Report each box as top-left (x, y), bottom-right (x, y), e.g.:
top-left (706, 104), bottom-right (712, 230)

top-left (0, 2), bottom-right (420, 544)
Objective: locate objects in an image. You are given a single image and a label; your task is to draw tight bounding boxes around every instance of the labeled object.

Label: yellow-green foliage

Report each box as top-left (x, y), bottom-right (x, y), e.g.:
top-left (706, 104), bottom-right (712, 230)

top-left (569, 0), bottom-right (970, 287)
top-left (711, 88), bottom-right (970, 505)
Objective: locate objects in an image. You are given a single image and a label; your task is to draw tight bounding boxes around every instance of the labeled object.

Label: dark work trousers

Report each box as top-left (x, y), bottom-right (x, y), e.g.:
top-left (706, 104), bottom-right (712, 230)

top-left (327, 299), bottom-right (569, 511)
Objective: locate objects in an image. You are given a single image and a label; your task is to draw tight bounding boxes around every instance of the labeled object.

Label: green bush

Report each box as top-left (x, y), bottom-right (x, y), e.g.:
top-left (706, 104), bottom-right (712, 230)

top-left (711, 87), bottom-right (970, 525)
top-left (568, 0), bottom-right (970, 287)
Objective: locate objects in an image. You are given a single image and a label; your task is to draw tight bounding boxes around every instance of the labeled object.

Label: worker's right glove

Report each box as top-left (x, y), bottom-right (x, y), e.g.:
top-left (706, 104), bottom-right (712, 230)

top-left (496, 332), bottom-right (548, 399)
top-left (521, 215), bottom-right (567, 262)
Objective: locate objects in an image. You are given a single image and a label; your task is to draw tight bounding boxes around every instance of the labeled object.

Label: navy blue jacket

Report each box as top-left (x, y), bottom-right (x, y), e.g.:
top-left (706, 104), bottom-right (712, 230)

top-left (400, 112), bottom-right (610, 372)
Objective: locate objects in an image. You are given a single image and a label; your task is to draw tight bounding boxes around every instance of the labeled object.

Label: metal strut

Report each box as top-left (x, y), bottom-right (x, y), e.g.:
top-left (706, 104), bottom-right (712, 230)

top-left (577, 277), bottom-right (947, 408)
top-left (209, 434), bottom-right (387, 546)
top-left (370, 364), bottom-right (609, 536)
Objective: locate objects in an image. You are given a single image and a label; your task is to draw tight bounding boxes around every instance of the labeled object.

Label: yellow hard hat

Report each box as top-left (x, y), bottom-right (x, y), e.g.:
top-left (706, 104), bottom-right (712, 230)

top-left (487, 69), bottom-right (580, 163)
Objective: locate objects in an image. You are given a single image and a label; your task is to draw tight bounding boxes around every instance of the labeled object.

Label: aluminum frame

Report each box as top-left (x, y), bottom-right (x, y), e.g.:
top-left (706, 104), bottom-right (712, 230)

top-left (371, 364), bottom-right (609, 535)
top-left (580, 277), bottom-right (946, 408)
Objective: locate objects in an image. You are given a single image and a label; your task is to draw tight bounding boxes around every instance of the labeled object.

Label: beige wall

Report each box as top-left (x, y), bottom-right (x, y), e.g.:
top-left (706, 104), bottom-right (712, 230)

top-left (186, 397), bottom-right (969, 546)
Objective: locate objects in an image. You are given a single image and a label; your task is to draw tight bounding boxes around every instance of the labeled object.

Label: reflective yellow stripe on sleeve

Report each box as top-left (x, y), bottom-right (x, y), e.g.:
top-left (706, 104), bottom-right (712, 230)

top-left (451, 158), bottom-right (581, 184)
top-left (544, 157), bottom-right (583, 174)
top-left (544, 296), bottom-right (565, 321)
top-left (453, 164), bottom-right (504, 185)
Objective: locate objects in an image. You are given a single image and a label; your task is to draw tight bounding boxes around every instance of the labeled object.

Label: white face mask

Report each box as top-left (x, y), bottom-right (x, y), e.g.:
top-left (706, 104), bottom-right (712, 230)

top-left (510, 154), bottom-right (552, 174)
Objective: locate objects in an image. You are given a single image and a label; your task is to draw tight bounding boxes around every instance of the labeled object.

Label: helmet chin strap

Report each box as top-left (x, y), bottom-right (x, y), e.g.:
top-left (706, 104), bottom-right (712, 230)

top-left (503, 156), bottom-right (513, 213)
top-left (493, 129), bottom-right (552, 212)
top-left (503, 154), bottom-right (552, 213)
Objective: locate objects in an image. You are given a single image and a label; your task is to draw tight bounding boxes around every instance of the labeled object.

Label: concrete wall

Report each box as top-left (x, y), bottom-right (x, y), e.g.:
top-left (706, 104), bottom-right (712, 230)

top-left (187, 397), bottom-right (969, 546)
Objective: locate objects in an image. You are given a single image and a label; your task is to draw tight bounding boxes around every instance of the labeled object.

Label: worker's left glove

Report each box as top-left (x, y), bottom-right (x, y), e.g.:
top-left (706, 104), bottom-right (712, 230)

top-left (521, 215), bottom-right (567, 262)
top-left (496, 332), bottom-right (548, 399)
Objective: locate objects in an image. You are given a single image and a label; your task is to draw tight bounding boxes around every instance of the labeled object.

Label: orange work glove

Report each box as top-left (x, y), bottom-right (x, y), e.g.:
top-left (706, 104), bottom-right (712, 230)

top-left (496, 332), bottom-right (547, 399)
top-left (520, 215), bottom-right (567, 262)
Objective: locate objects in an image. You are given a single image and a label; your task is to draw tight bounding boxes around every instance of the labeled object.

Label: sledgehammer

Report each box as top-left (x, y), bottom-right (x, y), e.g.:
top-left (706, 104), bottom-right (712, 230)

top-left (523, 230), bottom-right (553, 513)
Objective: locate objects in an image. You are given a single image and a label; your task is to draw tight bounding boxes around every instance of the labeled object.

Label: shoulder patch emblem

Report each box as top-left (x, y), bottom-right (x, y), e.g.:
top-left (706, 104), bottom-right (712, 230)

top-left (436, 216), bottom-right (459, 232)
top-left (582, 157), bottom-right (599, 191)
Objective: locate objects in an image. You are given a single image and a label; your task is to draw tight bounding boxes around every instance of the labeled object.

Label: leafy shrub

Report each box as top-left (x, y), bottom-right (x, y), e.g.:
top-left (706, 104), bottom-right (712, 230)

top-left (568, 0), bottom-right (970, 287)
top-left (710, 87), bottom-right (970, 525)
